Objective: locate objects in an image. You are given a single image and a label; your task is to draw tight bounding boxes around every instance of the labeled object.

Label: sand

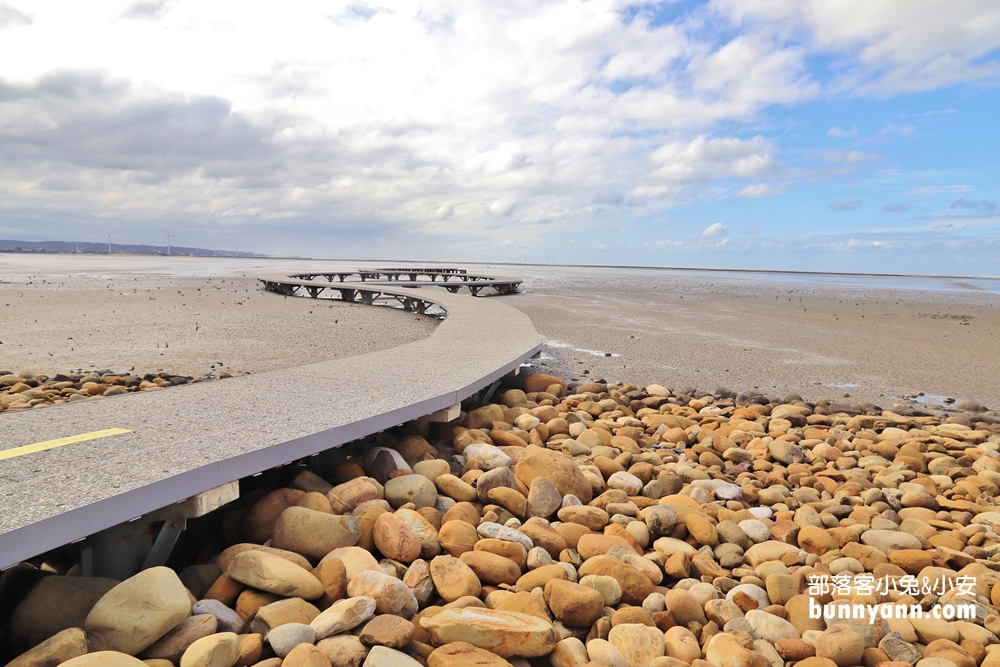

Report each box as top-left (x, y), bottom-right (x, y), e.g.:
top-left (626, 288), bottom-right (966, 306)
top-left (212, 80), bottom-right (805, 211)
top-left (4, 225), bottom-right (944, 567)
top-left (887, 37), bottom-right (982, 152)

top-left (509, 265), bottom-right (1000, 411)
top-left (3, 254), bottom-right (998, 412)
top-left (0, 254), bottom-right (438, 379)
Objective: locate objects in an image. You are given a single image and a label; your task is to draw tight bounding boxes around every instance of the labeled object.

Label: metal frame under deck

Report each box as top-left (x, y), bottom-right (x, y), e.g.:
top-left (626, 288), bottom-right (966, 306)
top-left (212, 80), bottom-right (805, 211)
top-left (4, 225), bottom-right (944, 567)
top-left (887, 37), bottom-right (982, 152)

top-left (259, 267), bottom-right (522, 300)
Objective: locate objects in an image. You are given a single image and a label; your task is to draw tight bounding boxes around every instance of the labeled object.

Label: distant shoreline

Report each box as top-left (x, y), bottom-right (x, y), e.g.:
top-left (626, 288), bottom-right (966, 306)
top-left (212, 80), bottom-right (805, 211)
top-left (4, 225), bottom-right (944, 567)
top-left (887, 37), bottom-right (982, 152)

top-left (2, 247), bottom-right (998, 281)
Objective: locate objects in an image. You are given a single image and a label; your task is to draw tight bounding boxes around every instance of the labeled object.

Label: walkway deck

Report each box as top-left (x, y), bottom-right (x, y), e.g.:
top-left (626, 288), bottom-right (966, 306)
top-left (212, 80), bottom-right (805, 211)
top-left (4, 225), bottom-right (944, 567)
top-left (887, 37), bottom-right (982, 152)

top-left (0, 275), bottom-right (542, 569)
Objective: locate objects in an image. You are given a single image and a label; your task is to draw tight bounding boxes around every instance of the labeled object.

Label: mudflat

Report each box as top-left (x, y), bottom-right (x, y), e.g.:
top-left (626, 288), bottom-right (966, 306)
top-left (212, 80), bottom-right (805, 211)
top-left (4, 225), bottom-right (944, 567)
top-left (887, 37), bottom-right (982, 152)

top-left (0, 254), bottom-right (437, 379)
top-left (3, 254), bottom-right (998, 412)
top-left (510, 265), bottom-right (1000, 410)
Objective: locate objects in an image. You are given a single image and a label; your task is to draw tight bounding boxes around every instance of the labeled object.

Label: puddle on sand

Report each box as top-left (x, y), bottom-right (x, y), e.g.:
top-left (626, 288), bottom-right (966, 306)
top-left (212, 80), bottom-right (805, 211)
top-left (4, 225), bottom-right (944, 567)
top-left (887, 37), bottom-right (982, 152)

top-left (908, 393), bottom-right (953, 405)
top-left (544, 338), bottom-right (621, 358)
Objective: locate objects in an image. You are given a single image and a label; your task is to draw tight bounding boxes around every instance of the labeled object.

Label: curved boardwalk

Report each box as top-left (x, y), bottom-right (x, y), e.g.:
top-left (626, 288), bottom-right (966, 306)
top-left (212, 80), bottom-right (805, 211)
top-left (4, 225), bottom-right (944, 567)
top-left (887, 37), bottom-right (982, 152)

top-left (0, 269), bottom-right (541, 568)
top-left (259, 268), bottom-right (522, 301)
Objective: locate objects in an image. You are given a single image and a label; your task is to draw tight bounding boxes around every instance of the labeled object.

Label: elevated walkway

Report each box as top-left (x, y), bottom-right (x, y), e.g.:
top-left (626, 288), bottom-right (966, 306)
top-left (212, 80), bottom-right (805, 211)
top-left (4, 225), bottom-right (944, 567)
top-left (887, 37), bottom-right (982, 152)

top-left (0, 270), bottom-right (541, 569)
top-left (260, 269), bottom-right (522, 298)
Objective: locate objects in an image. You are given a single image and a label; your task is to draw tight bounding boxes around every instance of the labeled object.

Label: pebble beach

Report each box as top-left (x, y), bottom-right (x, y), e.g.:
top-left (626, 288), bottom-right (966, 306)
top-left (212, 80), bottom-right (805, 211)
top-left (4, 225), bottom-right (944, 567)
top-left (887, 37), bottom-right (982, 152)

top-left (4, 371), bottom-right (1000, 667)
top-left (3, 254), bottom-right (1000, 667)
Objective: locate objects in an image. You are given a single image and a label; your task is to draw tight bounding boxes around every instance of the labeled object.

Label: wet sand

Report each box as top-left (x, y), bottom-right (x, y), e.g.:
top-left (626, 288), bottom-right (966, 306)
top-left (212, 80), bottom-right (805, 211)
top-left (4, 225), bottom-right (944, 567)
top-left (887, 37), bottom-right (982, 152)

top-left (0, 254), bottom-right (438, 379)
top-left (3, 254), bottom-right (998, 412)
top-left (509, 265), bottom-right (1000, 410)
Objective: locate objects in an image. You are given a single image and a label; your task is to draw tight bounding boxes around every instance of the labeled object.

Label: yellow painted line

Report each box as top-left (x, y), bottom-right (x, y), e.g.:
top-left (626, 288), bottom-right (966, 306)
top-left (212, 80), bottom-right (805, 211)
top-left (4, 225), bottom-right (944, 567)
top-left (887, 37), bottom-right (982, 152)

top-left (0, 428), bottom-right (133, 461)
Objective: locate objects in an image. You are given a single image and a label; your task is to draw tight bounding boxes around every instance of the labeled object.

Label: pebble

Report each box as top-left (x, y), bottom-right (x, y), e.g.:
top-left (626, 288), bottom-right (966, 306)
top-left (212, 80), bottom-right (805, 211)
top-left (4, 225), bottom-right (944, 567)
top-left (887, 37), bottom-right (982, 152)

top-left (84, 566), bottom-right (192, 655)
top-left (0, 369), bottom-right (213, 412)
top-left (644, 506), bottom-right (676, 536)
top-left (373, 512), bottom-right (423, 562)
top-left (429, 555), bottom-right (482, 602)
top-left (316, 636), bottom-right (369, 667)
top-left (179, 632), bottom-right (241, 667)
top-left (192, 599), bottom-right (244, 633)
top-left (228, 551), bottom-right (324, 600)
top-left (363, 646), bottom-right (423, 667)
top-left (310, 596), bottom-right (376, 639)
top-left (427, 641), bottom-right (513, 667)
top-left (284, 643), bottom-right (334, 667)
top-left (477, 521), bottom-right (534, 550)
top-left (815, 626), bottom-right (864, 667)
top-left (141, 614), bottom-right (218, 662)
top-left (705, 633), bottom-right (753, 667)
top-left (5, 627), bottom-right (89, 667)
top-left (358, 614), bottom-right (416, 648)
top-left (608, 623), bottom-right (664, 667)
top-left (586, 639), bottom-right (630, 667)
top-left (607, 471), bottom-right (643, 495)
top-left (421, 607), bottom-right (559, 658)
top-left (544, 579), bottom-right (604, 627)
top-left (267, 623), bottom-right (316, 657)
top-left (581, 574), bottom-right (623, 606)
top-left (346, 571), bottom-right (418, 619)
top-left (58, 651), bottom-right (148, 666)
top-left (384, 475), bottom-right (437, 509)
top-left (526, 477), bottom-right (563, 518)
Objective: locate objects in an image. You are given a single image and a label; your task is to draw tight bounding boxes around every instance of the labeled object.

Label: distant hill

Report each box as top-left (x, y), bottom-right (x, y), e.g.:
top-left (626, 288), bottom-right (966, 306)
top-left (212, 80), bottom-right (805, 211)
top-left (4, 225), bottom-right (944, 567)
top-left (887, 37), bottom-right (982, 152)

top-left (0, 239), bottom-right (260, 257)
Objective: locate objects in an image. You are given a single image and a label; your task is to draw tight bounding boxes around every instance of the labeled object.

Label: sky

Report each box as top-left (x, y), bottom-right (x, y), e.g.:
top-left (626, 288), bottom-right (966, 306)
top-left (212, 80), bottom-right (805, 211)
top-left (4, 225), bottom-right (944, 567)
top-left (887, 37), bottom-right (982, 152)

top-left (1, 0), bottom-right (999, 275)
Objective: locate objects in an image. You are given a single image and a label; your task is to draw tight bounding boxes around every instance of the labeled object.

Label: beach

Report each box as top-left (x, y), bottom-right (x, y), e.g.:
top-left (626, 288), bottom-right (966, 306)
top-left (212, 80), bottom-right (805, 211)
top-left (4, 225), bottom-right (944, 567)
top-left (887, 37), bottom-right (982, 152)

top-left (4, 252), bottom-right (1000, 667)
top-left (2, 254), bottom-right (998, 411)
top-left (0, 254), bottom-right (437, 380)
top-left (509, 265), bottom-right (1000, 412)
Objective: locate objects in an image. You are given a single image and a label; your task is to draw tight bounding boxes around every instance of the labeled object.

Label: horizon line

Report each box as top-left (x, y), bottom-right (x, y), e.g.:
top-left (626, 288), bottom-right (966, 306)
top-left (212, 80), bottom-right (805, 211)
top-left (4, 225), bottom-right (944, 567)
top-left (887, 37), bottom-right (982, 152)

top-left (2, 248), bottom-right (997, 282)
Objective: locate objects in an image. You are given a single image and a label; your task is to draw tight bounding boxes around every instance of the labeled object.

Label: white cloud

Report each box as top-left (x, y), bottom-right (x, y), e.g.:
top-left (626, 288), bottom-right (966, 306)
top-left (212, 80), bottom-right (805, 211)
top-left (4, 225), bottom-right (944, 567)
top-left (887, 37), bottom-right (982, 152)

top-left (909, 185), bottom-right (975, 195)
top-left (687, 35), bottom-right (818, 106)
top-left (702, 222), bottom-right (728, 237)
top-left (713, 0), bottom-right (1000, 94)
top-left (816, 149), bottom-right (881, 164)
top-left (880, 122), bottom-right (915, 136)
top-left (434, 202), bottom-right (455, 220)
top-left (0, 0), bottom-right (997, 255)
top-left (648, 135), bottom-right (777, 183)
top-left (844, 150), bottom-right (881, 163)
top-left (829, 200), bottom-right (862, 211)
top-left (0, 3), bottom-right (31, 29)
top-left (736, 183), bottom-right (781, 198)
top-left (828, 126), bottom-right (857, 138)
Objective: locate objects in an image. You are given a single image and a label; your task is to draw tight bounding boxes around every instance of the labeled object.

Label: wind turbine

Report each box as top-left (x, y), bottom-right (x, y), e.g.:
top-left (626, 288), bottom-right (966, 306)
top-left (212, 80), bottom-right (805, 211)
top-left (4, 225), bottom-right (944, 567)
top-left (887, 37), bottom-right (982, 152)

top-left (106, 230), bottom-right (118, 254)
top-left (162, 232), bottom-right (173, 256)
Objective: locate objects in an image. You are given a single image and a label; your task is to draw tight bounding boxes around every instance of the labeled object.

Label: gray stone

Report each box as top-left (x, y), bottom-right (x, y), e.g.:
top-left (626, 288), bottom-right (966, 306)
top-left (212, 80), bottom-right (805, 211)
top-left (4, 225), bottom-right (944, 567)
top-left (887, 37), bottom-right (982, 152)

top-left (527, 477), bottom-right (563, 518)
top-left (644, 506), bottom-right (676, 536)
top-left (879, 631), bottom-right (921, 665)
top-left (476, 467), bottom-right (518, 504)
top-left (715, 483), bottom-right (743, 501)
top-left (192, 599), bottom-right (244, 633)
top-left (268, 622), bottom-right (316, 658)
top-left (477, 522), bottom-right (534, 550)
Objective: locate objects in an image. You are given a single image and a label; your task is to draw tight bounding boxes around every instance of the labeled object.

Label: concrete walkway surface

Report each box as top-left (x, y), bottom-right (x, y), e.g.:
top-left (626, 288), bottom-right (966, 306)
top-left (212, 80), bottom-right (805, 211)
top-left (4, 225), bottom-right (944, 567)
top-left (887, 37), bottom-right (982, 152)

top-left (0, 280), bottom-right (542, 568)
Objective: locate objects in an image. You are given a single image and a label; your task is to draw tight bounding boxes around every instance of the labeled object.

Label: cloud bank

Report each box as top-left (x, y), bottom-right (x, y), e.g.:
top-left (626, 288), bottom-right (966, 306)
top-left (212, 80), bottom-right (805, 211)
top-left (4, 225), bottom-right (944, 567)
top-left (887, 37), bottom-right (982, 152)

top-left (0, 0), bottom-right (998, 268)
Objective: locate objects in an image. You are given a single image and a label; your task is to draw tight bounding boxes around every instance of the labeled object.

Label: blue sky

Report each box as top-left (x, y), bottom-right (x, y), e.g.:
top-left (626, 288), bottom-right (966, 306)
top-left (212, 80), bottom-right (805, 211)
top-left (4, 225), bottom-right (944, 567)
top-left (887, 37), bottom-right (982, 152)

top-left (0, 0), bottom-right (998, 274)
